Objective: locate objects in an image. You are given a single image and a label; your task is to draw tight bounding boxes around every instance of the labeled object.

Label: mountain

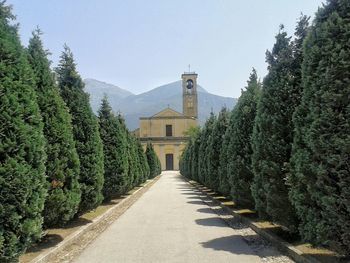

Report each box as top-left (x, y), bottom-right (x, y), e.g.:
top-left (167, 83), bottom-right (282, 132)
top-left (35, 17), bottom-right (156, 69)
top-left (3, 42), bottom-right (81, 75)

top-left (84, 79), bottom-right (237, 130)
top-left (84, 78), bottom-right (134, 112)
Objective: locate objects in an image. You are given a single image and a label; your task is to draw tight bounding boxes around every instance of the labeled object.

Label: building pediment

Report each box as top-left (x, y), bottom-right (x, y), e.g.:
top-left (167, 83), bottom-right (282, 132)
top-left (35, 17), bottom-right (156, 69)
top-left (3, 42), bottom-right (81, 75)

top-left (152, 108), bottom-right (184, 118)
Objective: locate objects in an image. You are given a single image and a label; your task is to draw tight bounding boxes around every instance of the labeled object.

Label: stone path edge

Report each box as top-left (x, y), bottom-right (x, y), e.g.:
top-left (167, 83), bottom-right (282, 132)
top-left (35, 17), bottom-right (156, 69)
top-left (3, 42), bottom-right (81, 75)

top-left (28, 175), bottom-right (162, 263)
top-left (183, 176), bottom-right (320, 263)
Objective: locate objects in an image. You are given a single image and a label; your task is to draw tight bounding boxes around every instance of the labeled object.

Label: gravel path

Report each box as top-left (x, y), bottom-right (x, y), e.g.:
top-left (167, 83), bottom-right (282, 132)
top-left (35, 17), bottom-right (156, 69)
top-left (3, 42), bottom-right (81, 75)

top-left (72, 171), bottom-right (293, 263)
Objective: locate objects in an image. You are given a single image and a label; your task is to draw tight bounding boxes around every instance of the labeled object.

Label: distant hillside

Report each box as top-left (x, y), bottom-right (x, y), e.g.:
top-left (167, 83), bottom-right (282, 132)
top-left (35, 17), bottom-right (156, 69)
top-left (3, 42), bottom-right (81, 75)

top-left (84, 78), bottom-right (134, 112)
top-left (84, 79), bottom-right (237, 130)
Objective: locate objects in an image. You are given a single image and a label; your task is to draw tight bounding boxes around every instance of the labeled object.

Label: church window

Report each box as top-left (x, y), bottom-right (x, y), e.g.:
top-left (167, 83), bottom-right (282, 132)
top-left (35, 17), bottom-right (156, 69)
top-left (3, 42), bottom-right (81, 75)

top-left (166, 125), bottom-right (173, 137)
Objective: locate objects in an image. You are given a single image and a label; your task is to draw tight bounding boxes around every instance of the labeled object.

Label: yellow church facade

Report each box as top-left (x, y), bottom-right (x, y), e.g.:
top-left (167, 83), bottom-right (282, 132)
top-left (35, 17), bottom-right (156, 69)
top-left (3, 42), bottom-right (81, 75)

top-left (135, 72), bottom-right (198, 170)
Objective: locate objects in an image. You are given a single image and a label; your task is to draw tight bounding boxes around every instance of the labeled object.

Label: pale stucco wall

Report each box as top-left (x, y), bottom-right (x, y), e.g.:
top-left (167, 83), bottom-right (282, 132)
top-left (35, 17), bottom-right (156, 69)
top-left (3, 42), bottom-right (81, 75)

top-left (139, 112), bottom-right (197, 170)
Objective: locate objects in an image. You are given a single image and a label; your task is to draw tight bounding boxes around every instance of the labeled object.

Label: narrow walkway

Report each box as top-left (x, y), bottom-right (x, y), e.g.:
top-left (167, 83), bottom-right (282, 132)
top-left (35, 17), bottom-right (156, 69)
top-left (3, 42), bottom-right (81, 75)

top-left (73, 171), bottom-right (262, 263)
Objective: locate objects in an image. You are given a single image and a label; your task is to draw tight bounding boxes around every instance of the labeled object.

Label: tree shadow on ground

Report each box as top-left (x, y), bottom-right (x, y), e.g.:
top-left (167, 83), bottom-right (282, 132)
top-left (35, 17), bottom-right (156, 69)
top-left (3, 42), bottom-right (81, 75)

top-left (197, 207), bottom-right (216, 214)
top-left (187, 200), bottom-right (205, 205)
top-left (63, 217), bottom-right (93, 229)
top-left (186, 196), bottom-right (203, 200)
top-left (177, 187), bottom-right (196, 191)
top-left (195, 217), bottom-right (229, 227)
top-left (26, 234), bottom-right (64, 253)
top-left (180, 192), bottom-right (201, 195)
top-left (200, 235), bottom-right (260, 256)
top-left (303, 253), bottom-right (349, 263)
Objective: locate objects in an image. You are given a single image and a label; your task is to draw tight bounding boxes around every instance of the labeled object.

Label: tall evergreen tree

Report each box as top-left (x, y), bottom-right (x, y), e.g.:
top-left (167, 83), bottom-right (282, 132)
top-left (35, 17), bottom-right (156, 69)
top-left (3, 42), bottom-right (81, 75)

top-left (228, 69), bottom-right (261, 208)
top-left (146, 142), bottom-right (161, 178)
top-left (130, 136), bottom-right (142, 186)
top-left (56, 46), bottom-right (104, 212)
top-left (251, 23), bottom-right (305, 231)
top-left (190, 129), bottom-right (201, 182)
top-left (0, 3), bottom-right (46, 261)
top-left (27, 30), bottom-right (81, 227)
top-left (218, 113), bottom-right (233, 196)
top-left (290, 0), bottom-right (350, 253)
top-left (98, 97), bottom-right (129, 200)
top-left (198, 112), bottom-right (216, 185)
top-left (180, 126), bottom-right (200, 179)
top-left (207, 108), bottom-right (229, 191)
top-left (126, 135), bottom-right (138, 188)
top-left (179, 145), bottom-right (189, 178)
top-left (136, 140), bottom-right (150, 183)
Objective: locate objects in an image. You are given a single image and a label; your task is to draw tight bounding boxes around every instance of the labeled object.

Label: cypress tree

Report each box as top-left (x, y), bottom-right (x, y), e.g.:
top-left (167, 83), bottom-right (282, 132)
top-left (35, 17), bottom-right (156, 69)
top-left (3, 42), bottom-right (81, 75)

top-left (98, 97), bottom-right (129, 200)
top-left (0, 3), bottom-right (46, 261)
top-left (126, 135), bottom-right (137, 188)
top-left (251, 24), bottom-right (303, 231)
top-left (190, 129), bottom-right (201, 182)
top-left (136, 140), bottom-right (150, 183)
top-left (185, 142), bottom-right (193, 179)
top-left (290, 0), bottom-right (350, 253)
top-left (198, 113), bottom-right (216, 185)
top-left (179, 143), bottom-right (189, 177)
top-left (27, 30), bottom-right (81, 227)
top-left (228, 69), bottom-right (261, 208)
top-left (218, 113), bottom-right (232, 196)
top-left (182, 147), bottom-right (190, 178)
top-left (146, 142), bottom-right (160, 178)
top-left (56, 46), bottom-right (104, 212)
top-left (207, 108), bottom-right (229, 192)
top-left (117, 115), bottom-right (134, 192)
top-left (180, 126), bottom-right (200, 179)
top-left (130, 136), bottom-right (142, 186)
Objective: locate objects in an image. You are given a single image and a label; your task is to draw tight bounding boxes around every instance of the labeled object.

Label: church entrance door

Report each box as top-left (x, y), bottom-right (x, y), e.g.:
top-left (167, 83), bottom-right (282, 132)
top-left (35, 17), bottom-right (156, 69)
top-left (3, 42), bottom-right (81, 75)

top-left (165, 154), bottom-right (174, 170)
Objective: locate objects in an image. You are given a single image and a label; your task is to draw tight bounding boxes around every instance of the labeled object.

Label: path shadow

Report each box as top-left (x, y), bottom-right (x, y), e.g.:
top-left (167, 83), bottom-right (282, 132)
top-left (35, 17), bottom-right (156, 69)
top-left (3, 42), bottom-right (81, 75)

top-left (177, 187), bottom-right (196, 191)
top-left (195, 217), bottom-right (228, 227)
top-left (104, 200), bottom-right (119, 205)
top-left (26, 234), bottom-right (64, 253)
top-left (200, 235), bottom-right (259, 255)
top-left (303, 253), bottom-right (349, 263)
top-left (63, 217), bottom-right (92, 229)
top-left (187, 196), bottom-right (203, 200)
top-left (187, 200), bottom-right (205, 205)
top-left (197, 207), bottom-right (216, 214)
top-left (180, 192), bottom-right (201, 195)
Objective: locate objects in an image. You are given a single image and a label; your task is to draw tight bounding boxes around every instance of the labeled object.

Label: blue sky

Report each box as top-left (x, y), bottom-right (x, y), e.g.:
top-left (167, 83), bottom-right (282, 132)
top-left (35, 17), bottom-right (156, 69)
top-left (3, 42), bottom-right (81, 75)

top-left (9, 0), bottom-right (324, 98)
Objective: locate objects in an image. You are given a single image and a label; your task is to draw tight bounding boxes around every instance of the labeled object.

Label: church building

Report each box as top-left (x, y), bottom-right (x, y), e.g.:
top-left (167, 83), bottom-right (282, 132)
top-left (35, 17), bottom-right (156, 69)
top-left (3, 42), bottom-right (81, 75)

top-left (134, 72), bottom-right (198, 170)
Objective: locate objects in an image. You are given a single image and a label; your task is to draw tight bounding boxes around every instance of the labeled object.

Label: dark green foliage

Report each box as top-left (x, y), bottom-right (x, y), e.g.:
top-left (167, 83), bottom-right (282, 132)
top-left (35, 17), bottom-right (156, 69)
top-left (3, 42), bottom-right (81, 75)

top-left (56, 46), bottom-right (104, 213)
top-left (251, 21), bottom-right (308, 231)
top-left (190, 129), bottom-right (201, 182)
top-left (128, 136), bottom-right (142, 187)
top-left (218, 118), bottom-right (231, 196)
top-left (136, 141), bottom-right (150, 183)
top-left (27, 30), bottom-right (81, 227)
top-left (115, 115), bottom-right (151, 191)
top-left (228, 69), bottom-right (260, 208)
top-left (180, 127), bottom-right (200, 179)
top-left (197, 113), bottom-right (216, 185)
top-left (206, 108), bottom-right (229, 191)
top-left (179, 143), bottom-right (190, 178)
top-left (0, 3), bottom-right (46, 261)
top-left (146, 142), bottom-right (161, 178)
top-left (126, 136), bottom-right (137, 188)
top-left (127, 132), bottom-right (150, 189)
top-left (289, 0), bottom-right (350, 253)
top-left (98, 97), bottom-right (129, 200)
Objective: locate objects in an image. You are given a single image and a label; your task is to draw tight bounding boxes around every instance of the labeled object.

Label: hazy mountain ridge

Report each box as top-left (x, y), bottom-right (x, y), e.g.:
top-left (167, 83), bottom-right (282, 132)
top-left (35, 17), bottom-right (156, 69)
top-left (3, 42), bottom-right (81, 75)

top-left (84, 79), bottom-right (237, 130)
top-left (84, 78), bottom-right (134, 112)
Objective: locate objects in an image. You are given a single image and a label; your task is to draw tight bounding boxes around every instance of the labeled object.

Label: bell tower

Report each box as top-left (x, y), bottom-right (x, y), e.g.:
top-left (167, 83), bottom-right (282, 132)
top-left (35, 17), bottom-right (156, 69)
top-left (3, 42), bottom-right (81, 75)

top-left (182, 71), bottom-right (198, 119)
